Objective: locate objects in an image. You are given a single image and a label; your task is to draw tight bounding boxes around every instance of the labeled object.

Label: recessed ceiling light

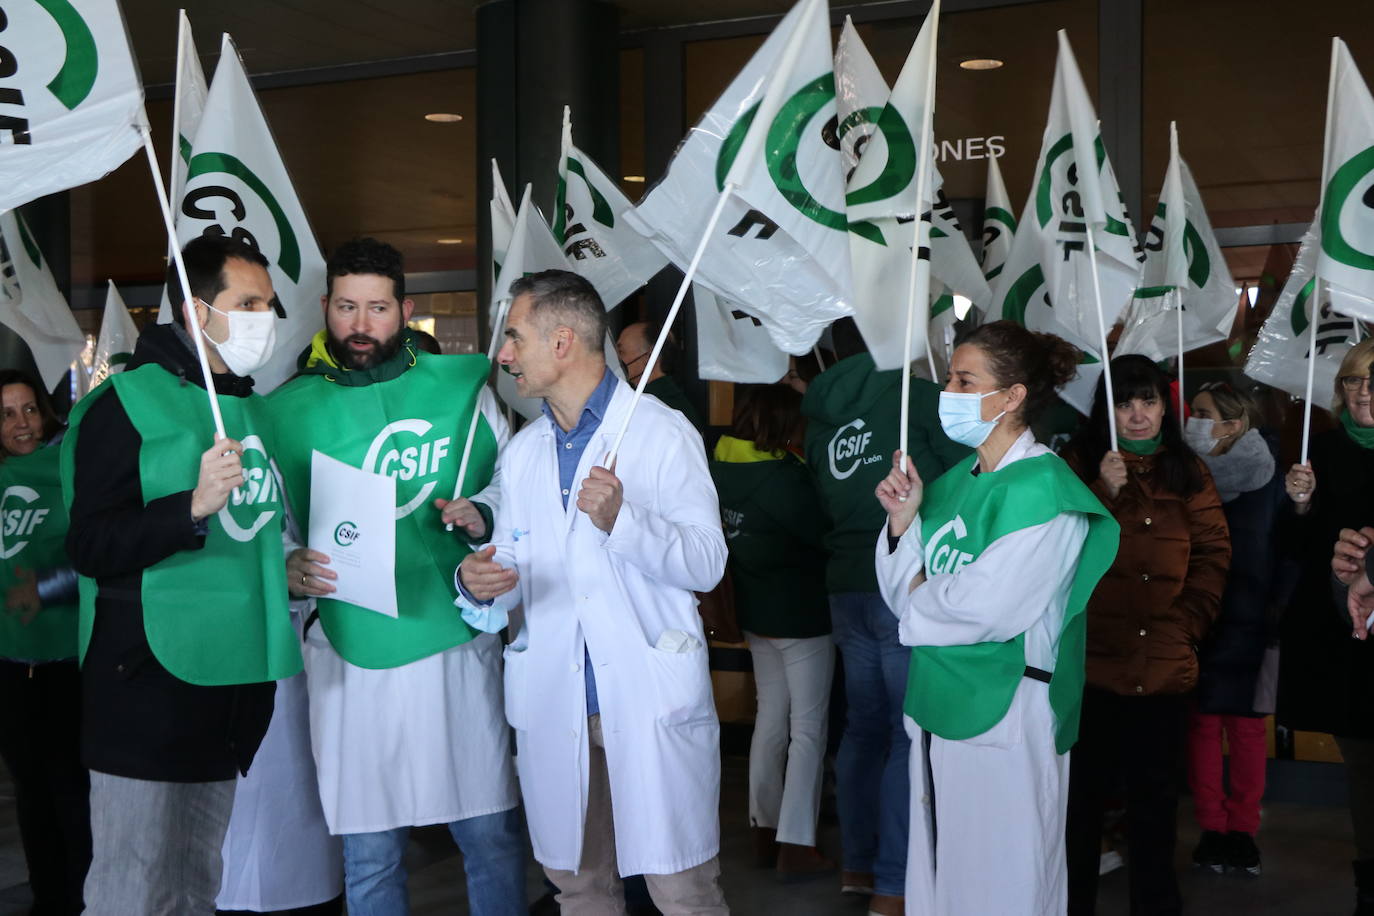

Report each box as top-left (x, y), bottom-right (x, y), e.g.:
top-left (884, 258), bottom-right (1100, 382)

top-left (436, 238), bottom-right (464, 245)
top-left (622, 175), bottom-right (645, 183)
top-left (959, 58), bottom-right (1004, 71)
top-left (424, 113), bottom-right (463, 123)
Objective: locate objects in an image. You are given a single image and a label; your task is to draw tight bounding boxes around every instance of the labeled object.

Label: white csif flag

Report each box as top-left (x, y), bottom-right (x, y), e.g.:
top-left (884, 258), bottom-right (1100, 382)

top-left (554, 107), bottom-right (666, 307)
top-left (694, 284), bottom-right (789, 383)
top-left (1317, 39), bottom-right (1374, 320)
top-left (166, 34), bottom-right (326, 393)
top-left (626, 0), bottom-right (852, 355)
top-left (1026, 31), bottom-right (1143, 346)
top-left (169, 9), bottom-right (209, 209)
top-left (1245, 221), bottom-right (1364, 406)
top-left (0, 0), bottom-right (148, 212)
top-left (1116, 125), bottom-right (1236, 361)
top-left (981, 154), bottom-right (1017, 286)
top-left (91, 279), bottom-right (138, 386)
top-left (489, 182), bottom-right (558, 421)
top-left (988, 194), bottom-right (1103, 415)
top-left (0, 209), bottom-right (86, 392)
top-left (840, 8), bottom-right (992, 370)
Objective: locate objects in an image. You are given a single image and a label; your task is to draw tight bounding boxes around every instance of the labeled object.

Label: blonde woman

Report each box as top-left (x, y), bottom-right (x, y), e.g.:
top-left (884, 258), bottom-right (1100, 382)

top-left (1280, 338), bottom-right (1374, 912)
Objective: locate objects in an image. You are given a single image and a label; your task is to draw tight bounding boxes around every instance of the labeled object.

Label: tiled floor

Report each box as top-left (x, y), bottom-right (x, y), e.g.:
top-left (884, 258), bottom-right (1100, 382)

top-left (0, 756), bottom-right (1357, 914)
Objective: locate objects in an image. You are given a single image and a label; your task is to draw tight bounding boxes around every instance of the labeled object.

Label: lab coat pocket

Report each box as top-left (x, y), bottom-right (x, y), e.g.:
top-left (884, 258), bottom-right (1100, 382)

top-left (502, 644), bottom-right (530, 730)
top-left (645, 644), bottom-right (716, 727)
top-left (960, 686), bottom-right (1025, 750)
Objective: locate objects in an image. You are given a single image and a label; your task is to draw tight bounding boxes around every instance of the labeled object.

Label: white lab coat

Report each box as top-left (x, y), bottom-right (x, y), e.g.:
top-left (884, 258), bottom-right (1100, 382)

top-left (459, 379), bottom-right (727, 876)
top-left (875, 430), bottom-right (1089, 916)
top-left (217, 604), bottom-right (342, 911)
top-left (301, 388), bottom-right (519, 835)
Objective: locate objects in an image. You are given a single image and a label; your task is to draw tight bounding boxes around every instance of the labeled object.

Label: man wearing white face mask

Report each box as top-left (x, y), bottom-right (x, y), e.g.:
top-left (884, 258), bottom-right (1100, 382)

top-left (66, 234), bottom-right (301, 914)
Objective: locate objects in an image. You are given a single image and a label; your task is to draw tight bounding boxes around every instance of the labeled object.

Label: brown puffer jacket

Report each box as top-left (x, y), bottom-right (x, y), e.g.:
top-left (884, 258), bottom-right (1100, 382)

top-left (1071, 448), bottom-right (1232, 696)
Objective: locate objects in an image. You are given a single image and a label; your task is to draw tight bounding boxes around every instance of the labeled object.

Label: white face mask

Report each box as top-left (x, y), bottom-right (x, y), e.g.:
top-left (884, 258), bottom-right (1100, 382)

top-left (1184, 416), bottom-right (1219, 454)
top-left (202, 304), bottom-right (277, 377)
top-left (938, 389), bottom-right (1005, 448)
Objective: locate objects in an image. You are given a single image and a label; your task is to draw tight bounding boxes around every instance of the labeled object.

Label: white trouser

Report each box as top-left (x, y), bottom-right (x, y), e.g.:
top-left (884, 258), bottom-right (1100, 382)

top-left (745, 632), bottom-right (835, 846)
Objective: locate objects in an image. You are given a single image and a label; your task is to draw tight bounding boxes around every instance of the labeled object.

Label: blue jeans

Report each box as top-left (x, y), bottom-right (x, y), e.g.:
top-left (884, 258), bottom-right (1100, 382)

top-left (342, 807), bottom-right (526, 915)
top-left (829, 592), bottom-right (911, 897)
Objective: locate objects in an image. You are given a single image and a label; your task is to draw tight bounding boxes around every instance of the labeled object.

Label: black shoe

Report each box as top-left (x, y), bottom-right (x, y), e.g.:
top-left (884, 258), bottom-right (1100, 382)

top-left (1227, 831), bottom-right (1262, 876)
top-left (1191, 829), bottom-right (1228, 873)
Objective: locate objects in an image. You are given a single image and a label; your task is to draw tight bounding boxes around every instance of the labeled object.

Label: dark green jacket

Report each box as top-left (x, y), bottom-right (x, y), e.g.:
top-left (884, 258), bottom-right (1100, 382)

top-left (710, 437), bottom-right (830, 638)
top-left (646, 374), bottom-right (704, 435)
top-left (802, 354), bottom-right (969, 593)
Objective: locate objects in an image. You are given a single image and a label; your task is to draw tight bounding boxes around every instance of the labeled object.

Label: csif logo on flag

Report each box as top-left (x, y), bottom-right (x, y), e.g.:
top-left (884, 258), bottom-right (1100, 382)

top-left (362, 420), bottom-right (453, 519)
top-left (1140, 202), bottom-right (1209, 290)
top-left (1035, 134), bottom-right (1142, 261)
top-left (180, 153), bottom-right (300, 317)
top-left (217, 435), bottom-right (279, 543)
top-left (1288, 281), bottom-right (1360, 357)
top-left (0, 0), bottom-right (100, 143)
top-left (0, 484), bottom-right (49, 560)
top-left (714, 74), bottom-right (851, 236)
top-left (1321, 144), bottom-right (1374, 272)
top-left (556, 158), bottom-right (614, 261)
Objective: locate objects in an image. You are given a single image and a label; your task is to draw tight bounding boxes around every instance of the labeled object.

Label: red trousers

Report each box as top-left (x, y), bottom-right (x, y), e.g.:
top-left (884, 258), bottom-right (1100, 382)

top-left (1187, 709), bottom-right (1267, 835)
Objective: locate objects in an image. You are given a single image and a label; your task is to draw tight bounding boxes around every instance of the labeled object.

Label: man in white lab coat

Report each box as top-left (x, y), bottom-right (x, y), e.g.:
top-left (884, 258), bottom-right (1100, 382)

top-left (457, 269), bottom-right (729, 916)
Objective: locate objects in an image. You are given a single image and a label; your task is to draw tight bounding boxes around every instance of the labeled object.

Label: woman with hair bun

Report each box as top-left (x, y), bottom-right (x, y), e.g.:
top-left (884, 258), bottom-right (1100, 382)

top-left (874, 321), bottom-right (1120, 914)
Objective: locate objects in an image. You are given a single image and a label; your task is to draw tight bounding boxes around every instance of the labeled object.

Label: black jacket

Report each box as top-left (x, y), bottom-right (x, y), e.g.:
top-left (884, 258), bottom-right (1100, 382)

top-left (67, 324), bottom-right (275, 782)
top-left (1195, 431), bottom-right (1292, 716)
top-left (1277, 425), bottom-right (1374, 738)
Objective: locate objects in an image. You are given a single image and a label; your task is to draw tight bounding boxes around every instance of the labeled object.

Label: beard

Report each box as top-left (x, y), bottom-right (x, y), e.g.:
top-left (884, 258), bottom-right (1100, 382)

top-left (328, 330), bottom-right (404, 370)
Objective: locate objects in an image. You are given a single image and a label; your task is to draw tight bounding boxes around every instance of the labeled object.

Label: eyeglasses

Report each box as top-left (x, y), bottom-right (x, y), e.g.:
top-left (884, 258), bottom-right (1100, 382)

top-left (1340, 376), bottom-right (1373, 392)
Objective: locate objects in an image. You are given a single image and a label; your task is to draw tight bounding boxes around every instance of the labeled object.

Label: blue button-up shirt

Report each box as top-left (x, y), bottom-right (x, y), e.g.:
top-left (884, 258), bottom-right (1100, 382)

top-left (543, 367), bottom-right (618, 717)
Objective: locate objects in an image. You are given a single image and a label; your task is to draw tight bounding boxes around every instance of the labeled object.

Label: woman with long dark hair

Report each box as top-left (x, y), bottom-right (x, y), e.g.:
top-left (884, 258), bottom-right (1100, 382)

top-left (0, 368), bottom-right (91, 915)
top-left (1062, 355), bottom-right (1231, 915)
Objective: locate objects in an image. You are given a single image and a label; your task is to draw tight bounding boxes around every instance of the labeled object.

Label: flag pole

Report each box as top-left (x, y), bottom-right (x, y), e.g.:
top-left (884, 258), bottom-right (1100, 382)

top-left (138, 124), bottom-right (226, 439)
top-left (606, 185), bottom-right (734, 465)
top-left (898, 0), bottom-right (941, 474)
top-left (1302, 37), bottom-right (1342, 466)
top-left (813, 344), bottom-right (826, 372)
top-left (1176, 290), bottom-right (1186, 432)
top-left (446, 296), bottom-right (513, 531)
top-left (1084, 218), bottom-right (1118, 444)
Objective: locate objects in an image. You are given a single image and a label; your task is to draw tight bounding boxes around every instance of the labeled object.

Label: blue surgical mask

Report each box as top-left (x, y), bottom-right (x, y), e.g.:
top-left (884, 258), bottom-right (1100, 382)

top-left (938, 389), bottom-right (1006, 448)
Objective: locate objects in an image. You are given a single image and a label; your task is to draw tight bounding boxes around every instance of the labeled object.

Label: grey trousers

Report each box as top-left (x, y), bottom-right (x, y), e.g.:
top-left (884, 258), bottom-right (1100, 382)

top-left (544, 715), bottom-right (729, 916)
top-left (83, 771), bottom-right (236, 916)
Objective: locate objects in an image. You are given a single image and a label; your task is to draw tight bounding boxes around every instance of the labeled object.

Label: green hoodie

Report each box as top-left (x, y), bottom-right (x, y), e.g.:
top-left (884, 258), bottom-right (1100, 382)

top-left (802, 354), bottom-right (970, 593)
top-left (710, 437), bottom-right (830, 638)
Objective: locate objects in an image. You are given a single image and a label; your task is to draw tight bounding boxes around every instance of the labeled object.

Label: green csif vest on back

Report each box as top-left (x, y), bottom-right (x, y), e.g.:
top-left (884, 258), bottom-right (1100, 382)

top-left (0, 445), bottom-right (79, 661)
top-left (61, 366), bottom-right (301, 686)
top-left (268, 353), bottom-right (497, 669)
top-left (903, 452), bottom-right (1118, 753)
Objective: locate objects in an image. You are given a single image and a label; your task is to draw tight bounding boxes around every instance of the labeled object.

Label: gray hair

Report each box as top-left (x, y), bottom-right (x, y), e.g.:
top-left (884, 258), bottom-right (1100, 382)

top-left (509, 270), bottom-right (608, 356)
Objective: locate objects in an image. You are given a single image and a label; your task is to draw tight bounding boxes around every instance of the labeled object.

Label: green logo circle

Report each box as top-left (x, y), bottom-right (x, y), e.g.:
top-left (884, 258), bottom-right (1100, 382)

top-left (1321, 145), bottom-right (1374, 272)
top-left (334, 521), bottom-right (360, 547)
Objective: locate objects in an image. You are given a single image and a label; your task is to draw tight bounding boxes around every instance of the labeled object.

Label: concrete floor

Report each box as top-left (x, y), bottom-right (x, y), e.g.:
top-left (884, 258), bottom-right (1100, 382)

top-left (0, 755), bottom-right (1358, 914)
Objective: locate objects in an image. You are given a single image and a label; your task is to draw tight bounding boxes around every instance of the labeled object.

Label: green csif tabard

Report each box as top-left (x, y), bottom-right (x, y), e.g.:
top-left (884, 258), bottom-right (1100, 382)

top-left (268, 353), bottom-right (497, 669)
top-left (0, 446), bottom-right (79, 661)
top-left (61, 366), bottom-right (301, 686)
top-left (904, 453), bottom-right (1119, 753)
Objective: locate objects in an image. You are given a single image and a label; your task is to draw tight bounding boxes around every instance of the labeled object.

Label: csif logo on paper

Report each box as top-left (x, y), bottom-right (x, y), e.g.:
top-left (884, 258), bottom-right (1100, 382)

top-left (334, 521), bottom-right (361, 547)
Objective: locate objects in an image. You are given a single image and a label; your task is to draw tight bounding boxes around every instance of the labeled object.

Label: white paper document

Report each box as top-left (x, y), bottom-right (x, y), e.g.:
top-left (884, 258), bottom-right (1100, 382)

top-left (308, 450), bottom-right (398, 618)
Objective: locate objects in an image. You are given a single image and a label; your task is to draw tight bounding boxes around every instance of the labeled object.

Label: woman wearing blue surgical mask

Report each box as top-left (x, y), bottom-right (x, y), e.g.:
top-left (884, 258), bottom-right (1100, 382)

top-left (873, 322), bottom-right (1119, 915)
top-left (1061, 355), bottom-right (1231, 916)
